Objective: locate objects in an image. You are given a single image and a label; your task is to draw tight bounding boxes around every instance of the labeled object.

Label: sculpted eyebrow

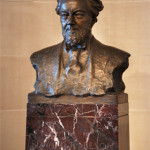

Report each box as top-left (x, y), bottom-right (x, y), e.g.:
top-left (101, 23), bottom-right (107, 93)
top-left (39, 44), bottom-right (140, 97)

top-left (74, 9), bottom-right (86, 13)
top-left (60, 11), bottom-right (68, 13)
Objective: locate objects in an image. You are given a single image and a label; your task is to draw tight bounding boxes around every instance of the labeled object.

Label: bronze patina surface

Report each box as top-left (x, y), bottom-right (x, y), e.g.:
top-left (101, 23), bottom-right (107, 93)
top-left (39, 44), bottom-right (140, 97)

top-left (30, 0), bottom-right (130, 97)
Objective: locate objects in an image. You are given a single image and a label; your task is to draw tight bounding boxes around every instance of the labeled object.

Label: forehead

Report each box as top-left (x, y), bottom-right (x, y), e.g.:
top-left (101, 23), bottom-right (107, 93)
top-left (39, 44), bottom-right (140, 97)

top-left (59, 0), bottom-right (88, 12)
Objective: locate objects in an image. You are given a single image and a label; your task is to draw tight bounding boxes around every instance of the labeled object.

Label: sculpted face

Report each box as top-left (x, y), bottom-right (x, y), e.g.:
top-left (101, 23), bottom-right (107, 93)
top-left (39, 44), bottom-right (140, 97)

top-left (59, 0), bottom-right (94, 48)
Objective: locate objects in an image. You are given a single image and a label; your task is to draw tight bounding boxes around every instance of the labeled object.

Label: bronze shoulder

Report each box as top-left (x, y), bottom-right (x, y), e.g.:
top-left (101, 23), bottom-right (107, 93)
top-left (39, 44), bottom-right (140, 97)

top-left (30, 42), bottom-right (62, 70)
top-left (92, 37), bottom-right (130, 60)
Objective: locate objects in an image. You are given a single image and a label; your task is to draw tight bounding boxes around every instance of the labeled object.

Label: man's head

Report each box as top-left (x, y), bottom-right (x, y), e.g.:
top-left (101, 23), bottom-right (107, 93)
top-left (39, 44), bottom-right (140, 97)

top-left (56, 0), bottom-right (104, 23)
top-left (56, 0), bottom-right (104, 49)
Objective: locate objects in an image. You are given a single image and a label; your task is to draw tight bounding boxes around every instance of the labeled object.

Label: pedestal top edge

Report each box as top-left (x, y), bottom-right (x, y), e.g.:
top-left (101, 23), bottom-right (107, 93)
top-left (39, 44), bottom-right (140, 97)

top-left (28, 92), bottom-right (128, 105)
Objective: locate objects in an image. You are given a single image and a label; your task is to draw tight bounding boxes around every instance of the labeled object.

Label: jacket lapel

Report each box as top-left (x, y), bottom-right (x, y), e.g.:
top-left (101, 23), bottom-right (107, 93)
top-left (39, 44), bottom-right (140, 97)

top-left (91, 36), bottom-right (109, 78)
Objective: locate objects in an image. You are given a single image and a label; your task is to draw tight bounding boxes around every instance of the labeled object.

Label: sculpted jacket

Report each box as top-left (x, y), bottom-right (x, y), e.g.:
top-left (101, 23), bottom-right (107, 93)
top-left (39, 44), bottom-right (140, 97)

top-left (31, 36), bottom-right (130, 96)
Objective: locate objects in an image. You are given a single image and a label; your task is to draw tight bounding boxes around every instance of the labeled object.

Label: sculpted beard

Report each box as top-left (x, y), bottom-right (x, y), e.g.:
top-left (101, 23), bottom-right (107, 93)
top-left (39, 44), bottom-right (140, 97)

top-left (63, 24), bottom-right (92, 49)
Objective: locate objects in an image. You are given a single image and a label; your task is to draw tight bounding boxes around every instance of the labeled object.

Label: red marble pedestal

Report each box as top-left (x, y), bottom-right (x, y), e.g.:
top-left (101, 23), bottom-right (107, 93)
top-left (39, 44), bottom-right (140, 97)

top-left (26, 93), bottom-right (129, 150)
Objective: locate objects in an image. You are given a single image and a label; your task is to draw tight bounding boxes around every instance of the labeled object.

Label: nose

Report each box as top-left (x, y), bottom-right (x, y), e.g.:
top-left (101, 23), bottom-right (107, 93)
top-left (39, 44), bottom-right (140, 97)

top-left (67, 15), bottom-right (75, 25)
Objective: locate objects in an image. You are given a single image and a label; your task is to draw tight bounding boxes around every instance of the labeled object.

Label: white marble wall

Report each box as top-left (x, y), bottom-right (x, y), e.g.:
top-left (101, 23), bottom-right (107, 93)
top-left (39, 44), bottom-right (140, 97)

top-left (0, 0), bottom-right (150, 149)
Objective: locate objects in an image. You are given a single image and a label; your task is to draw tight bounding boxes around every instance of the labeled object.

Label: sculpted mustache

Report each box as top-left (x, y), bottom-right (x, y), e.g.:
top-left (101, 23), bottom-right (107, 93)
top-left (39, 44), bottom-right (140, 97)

top-left (65, 26), bottom-right (79, 31)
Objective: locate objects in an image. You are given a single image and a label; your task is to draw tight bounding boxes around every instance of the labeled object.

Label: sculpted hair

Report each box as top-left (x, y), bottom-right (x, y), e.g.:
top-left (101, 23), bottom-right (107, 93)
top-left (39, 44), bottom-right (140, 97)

top-left (56, 0), bottom-right (104, 23)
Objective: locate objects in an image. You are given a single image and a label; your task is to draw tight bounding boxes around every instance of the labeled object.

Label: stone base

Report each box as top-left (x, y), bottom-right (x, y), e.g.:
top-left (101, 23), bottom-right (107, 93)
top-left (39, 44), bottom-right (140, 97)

top-left (26, 93), bottom-right (129, 150)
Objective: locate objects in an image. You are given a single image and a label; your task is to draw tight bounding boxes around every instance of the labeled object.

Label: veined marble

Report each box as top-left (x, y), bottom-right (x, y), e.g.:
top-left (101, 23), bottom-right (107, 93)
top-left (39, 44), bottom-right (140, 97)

top-left (26, 103), bottom-right (118, 150)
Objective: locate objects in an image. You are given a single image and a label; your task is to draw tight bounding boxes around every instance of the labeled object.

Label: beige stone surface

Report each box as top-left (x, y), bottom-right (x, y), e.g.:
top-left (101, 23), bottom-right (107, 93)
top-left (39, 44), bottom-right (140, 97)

top-left (0, 56), bottom-right (35, 110)
top-left (0, 0), bottom-right (150, 149)
top-left (0, 110), bottom-right (26, 150)
top-left (130, 111), bottom-right (150, 150)
top-left (0, 0), bottom-right (62, 57)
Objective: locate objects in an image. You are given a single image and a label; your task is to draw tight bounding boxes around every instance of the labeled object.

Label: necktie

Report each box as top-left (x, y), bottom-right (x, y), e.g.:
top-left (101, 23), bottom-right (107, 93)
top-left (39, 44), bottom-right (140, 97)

top-left (66, 50), bottom-right (81, 77)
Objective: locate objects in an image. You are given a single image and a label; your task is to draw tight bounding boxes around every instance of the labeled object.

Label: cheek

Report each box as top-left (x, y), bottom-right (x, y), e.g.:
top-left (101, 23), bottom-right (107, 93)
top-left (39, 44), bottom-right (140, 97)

top-left (76, 19), bottom-right (92, 28)
top-left (61, 20), bottom-right (66, 28)
top-left (76, 20), bottom-right (85, 27)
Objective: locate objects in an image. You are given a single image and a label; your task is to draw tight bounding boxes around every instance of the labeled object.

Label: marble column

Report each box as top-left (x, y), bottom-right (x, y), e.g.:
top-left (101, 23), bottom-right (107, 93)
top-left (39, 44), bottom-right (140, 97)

top-left (26, 93), bottom-right (129, 150)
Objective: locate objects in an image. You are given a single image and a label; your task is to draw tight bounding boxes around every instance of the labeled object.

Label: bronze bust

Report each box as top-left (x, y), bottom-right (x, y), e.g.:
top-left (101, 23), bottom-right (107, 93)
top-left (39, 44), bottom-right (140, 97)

top-left (30, 0), bottom-right (130, 96)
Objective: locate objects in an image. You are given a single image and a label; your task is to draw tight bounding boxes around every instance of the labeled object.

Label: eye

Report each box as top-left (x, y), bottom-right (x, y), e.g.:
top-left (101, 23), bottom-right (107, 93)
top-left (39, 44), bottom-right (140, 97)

top-left (75, 12), bottom-right (85, 19)
top-left (60, 12), bottom-right (69, 19)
